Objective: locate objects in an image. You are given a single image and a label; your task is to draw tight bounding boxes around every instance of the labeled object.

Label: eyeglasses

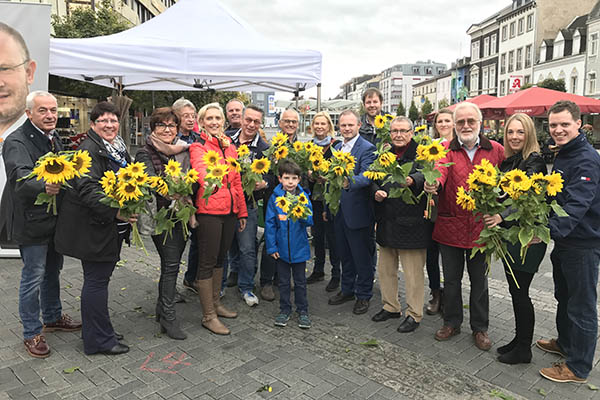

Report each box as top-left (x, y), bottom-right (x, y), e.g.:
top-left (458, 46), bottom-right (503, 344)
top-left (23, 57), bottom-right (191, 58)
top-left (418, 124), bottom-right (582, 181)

top-left (180, 113), bottom-right (196, 119)
top-left (390, 129), bottom-right (412, 135)
top-left (0, 60), bottom-right (29, 76)
top-left (455, 118), bottom-right (480, 128)
top-left (95, 118), bottom-right (119, 125)
top-left (282, 119), bottom-right (298, 125)
top-left (156, 122), bottom-right (177, 130)
top-left (244, 117), bottom-right (262, 126)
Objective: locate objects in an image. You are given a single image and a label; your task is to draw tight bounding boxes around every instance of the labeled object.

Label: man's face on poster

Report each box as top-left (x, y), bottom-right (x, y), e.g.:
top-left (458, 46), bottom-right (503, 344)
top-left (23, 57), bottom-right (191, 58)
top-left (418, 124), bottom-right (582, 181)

top-left (0, 30), bottom-right (36, 126)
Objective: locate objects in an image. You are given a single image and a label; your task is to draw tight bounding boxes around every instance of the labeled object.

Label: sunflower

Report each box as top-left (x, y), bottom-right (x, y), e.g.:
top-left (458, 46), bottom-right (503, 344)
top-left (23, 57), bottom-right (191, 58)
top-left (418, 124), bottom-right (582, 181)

top-left (298, 192), bottom-right (309, 205)
top-left (99, 170), bottom-right (117, 194)
top-left (126, 162), bottom-right (146, 177)
top-left (414, 125), bottom-right (427, 133)
top-left (475, 164), bottom-right (497, 186)
top-left (274, 146), bottom-right (289, 160)
top-left (345, 161), bottom-right (355, 173)
top-left (134, 173), bottom-right (148, 185)
top-left (290, 205), bottom-right (304, 219)
top-left (33, 155), bottom-right (75, 184)
top-left (271, 132), bottom-right (288, 147)
top-left (384, 113), bottom-right (395, 121)
top-left (318, 160), bottom-right (330, 172)
top-left (456, 186), bottom-right (475, 211)
top-left (466, 170), bottom-right (481, 191)
top-left (117, 182), bottom-right (142, 202)
top-left (312, 158), bottom-right (324, 171)
top-left (293, 141), bottom-right (303, 152)
top-left (304, 142), bottom-right (316, 153)
top-left (149, 177), bottom-right (169, 196)
top-left (203, 150), bottom-right (221, 167)
top-left (502, 169), bottom-right (531, 192)
top-left (165, 159), bottom-right (182, 177)
top-left (206, 164), bottom-right (229, 180)
top-left (224, 157), bottom-right (241, 173)
top-left (333, 166), bottom-right (345, 176)
top-left (416, 142), bottom-right (447, 163)
top-left (237, 144), bottom-right (250, 158)
top-left (363, 170), bottom-right (387, 180)
top-left (184, 168), bottom-right (199, 184)
top-left (530, 172), bottom-right (546, 195)
top-left (71, 150), bottom-right (92, 177)
top-left (544, 171), bottom-right (564, 196)
top-left (309, 151), bottom-right (323, 163)
top-left (332, 150), bottom-right (344, 160)
top-left (251, 158), bottom-right (271, 174)
top-left (118, 169), bottom-right (135, 184)
top-left (374, 115), bottom-right (386, 129)
top-left (275, 196), bottom-right (291, 213)
top-left (378, 152), bottom-right (396, 167)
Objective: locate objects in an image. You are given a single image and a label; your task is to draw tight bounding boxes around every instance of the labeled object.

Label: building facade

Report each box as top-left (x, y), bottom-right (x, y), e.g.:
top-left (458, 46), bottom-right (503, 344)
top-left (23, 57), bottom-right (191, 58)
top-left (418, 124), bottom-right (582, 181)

top-left (586, 1), bottom-right (600, 98)
top-left (44, 0), bottom-right (174, 25)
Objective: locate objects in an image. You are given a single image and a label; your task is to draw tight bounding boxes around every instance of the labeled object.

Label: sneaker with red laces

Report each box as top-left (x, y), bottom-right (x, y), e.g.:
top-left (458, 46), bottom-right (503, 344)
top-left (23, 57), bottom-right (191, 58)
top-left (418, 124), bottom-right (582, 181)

top-left (540, 362), bottom-right (587, 383)
top-left (24, 334), bottom-right (50, 358)
top-left (43, 314), bottom-right (82, 332)
top-left (536, 338), bottom-right (567, 358)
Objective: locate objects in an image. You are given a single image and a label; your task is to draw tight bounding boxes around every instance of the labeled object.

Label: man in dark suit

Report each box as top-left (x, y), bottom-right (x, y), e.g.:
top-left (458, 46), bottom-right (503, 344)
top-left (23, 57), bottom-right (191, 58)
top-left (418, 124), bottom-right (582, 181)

top-left (2, 91), bottom-right (81, 358)
top-left (328, 109), bottom-right (377, 314)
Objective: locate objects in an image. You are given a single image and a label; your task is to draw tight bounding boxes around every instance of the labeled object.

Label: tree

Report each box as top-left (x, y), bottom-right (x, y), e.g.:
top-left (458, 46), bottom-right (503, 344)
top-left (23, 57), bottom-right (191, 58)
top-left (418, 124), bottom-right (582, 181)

top-left (519, 83), bottom-right (534, 91)
top-left (396, 101), bottom-right (406, 117)
top-left (421, 97), bottom-right (433, 118)
top-left (51, 0), bottom-right (131, 38)
top-left (408, 100), bottom-right (419, 122)
top-left (539, 78), bottom-right (566, 92)
top-left (438, 98), bottom-right (450, 109)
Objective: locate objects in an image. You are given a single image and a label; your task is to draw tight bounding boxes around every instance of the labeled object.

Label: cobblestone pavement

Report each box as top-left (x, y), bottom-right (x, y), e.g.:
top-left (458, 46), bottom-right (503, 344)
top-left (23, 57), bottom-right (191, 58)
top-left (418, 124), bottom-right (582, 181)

top-left (1, 236), bottom-right (600, 400)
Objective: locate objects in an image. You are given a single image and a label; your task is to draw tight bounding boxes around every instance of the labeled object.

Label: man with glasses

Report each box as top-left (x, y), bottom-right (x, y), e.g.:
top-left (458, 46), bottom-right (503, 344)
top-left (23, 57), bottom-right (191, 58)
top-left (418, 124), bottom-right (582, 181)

top-left (224, 98), bottom-right (244, 137)
top-left (358, 88), bottom-right (384, 145)
top-left (424, 102), bottom-right (504, 351)
top-left (3, 91), bottom-right (82, 358)
top-left (279, 109), bottom-right (300, 142)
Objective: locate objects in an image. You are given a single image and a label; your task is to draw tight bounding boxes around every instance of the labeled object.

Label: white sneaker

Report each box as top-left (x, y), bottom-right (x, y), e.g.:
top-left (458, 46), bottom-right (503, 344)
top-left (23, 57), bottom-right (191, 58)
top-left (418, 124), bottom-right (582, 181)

top-left (242, 291), bottom-right (259, 307)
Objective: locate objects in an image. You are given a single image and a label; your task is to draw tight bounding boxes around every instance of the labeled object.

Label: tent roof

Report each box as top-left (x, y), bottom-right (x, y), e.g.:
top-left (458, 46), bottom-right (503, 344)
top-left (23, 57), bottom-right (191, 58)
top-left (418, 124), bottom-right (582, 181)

top-left (49, 0), bottom-right (322, 93)
top-left (481, 87), bottom-right (600, 119)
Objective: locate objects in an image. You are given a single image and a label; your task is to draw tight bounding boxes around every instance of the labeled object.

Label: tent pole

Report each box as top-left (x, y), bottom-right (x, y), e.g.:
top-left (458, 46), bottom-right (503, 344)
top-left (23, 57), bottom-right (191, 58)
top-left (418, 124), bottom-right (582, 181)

top-left (317, 83), bottom-right (321, 113)
top-left (118, 77), bottom-right (123, 96)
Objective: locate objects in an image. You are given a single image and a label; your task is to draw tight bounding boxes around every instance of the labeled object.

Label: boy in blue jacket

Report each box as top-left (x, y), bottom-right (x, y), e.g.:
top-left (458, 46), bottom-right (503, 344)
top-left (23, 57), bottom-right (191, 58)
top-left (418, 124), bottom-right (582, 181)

top-left (266, 160), bottom-right (313, 328)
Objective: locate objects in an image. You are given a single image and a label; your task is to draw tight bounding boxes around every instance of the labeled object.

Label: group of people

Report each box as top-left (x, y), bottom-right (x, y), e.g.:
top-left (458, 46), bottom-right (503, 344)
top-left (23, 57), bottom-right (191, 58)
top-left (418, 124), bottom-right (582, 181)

top-left (1, 22), bottom-right (599, 386)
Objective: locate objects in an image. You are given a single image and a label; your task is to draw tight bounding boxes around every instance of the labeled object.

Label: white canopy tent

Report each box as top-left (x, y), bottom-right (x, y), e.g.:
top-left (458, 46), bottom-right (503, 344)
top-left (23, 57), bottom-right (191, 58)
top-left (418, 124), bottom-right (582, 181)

top-left (49, 0), bottom-right (322, 94)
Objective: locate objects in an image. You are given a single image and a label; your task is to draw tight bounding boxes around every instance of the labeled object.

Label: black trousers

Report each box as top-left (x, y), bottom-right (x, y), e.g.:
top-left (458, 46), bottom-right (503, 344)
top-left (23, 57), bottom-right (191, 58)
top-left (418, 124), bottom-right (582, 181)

top-left (505, 268), bottom-right (535, 346)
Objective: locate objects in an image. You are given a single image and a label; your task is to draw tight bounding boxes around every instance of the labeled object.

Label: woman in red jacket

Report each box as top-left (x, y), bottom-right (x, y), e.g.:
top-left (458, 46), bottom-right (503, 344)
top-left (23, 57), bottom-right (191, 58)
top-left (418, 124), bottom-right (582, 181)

top-left (190, 103), bottom-right (247, 335)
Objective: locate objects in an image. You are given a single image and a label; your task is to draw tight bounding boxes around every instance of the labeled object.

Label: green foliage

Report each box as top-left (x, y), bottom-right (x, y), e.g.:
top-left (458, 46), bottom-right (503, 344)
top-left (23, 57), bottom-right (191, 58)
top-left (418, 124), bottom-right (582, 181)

top-left (519, 83), bottom-right (533, 91)
top-left (538, 78), bottom-right (566, 92)
top-left (421, 98), bottom-right (433, 118)
top-left (438, 98), bottom-right (450, 109)
top-left (396, 101), bottom-right (406, 117)
top-left (51, 0), bottom-right (130, 38)
top-left (408, 100), bottom-right (419, 122)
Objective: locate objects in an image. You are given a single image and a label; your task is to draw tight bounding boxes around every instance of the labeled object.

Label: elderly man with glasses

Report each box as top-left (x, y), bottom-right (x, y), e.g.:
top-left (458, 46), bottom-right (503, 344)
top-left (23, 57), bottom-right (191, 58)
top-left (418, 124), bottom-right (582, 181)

top-left (424, 102), bottom-right (504, 351)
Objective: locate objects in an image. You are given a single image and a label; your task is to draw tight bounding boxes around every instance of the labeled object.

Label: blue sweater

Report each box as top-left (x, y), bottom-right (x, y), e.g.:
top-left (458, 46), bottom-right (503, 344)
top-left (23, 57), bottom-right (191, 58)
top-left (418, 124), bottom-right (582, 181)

top-left (265, 184), bottom-right (313, 264)
top-left (550, 133), bottom-right (600, 249)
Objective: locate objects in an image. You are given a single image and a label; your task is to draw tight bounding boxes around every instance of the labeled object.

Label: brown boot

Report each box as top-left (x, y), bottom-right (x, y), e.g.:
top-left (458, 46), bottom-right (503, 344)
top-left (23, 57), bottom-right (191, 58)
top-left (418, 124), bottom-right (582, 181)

top-left (212, 268), bottom-right (237, 318)
top-left (195, 278), bottom-right (230, 335)
top-left (426, 289), bottom-right (442, 315)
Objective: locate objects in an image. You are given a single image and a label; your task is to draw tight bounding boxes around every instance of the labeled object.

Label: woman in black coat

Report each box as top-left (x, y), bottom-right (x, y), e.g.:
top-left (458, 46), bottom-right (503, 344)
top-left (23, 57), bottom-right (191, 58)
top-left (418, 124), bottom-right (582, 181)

top-left (370, 117), bottom-right (429, 333)
top-left (483, 113), bottom-right (547, 365)
top-left (55, 102), bottom-right (132, 355)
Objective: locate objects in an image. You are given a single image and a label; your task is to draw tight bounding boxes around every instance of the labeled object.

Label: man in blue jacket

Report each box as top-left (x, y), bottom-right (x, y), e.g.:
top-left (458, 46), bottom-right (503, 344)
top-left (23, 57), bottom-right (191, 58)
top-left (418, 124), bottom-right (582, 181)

top-left (328, 109), bottom-right (377, 314)
top-left (537, 101), bottom-right (600, 384)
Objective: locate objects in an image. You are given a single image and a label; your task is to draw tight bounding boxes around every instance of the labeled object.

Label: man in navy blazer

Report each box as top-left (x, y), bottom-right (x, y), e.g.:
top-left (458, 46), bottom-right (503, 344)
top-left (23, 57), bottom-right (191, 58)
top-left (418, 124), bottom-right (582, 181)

top-left (328, 109), bottom-right (377, 315)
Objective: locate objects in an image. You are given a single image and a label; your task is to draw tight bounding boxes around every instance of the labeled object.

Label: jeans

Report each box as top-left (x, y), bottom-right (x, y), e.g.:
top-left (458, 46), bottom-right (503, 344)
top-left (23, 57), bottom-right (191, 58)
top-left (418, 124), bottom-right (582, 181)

top-left (228, 206), bottom-right (258, 293)
top-left (184, 227), bottom-right (199, 283)
top-left (277, 259), bottom-right (308, 314)
top-left (439, 244), bottom-right (489, 332)
top-left (551, 244), bottom-right (600, 379)
top-left (426, 240), bottom-right (441, 290)
top-left (311, 200), bottom-right (340, 279)
top-left (19, 243), bottom-right (63, 339)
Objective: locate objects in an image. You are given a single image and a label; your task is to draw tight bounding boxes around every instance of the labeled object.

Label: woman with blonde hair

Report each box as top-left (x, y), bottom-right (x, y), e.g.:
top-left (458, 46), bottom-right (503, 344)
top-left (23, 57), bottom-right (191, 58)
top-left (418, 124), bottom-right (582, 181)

top-left (306, 111), bottom-right (341, 292)
top-left (483, 113), bottom-right (547, 364)
top-left (432, 108), bottom-right (454, 142)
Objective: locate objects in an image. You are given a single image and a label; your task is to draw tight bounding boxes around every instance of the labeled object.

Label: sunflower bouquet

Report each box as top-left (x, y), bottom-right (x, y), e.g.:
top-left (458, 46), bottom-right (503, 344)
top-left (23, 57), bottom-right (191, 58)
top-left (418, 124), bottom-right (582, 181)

top-left (414, 135), bottom-right (453, 219)
top-left (19, 150), bottom-right (92, 215)
top-left (263, 131), bottom-right (290, 172)
top-left (234, 144), bottom-right (271, 206)
top-left (200, 150), bottom-right (230, 205)
top-left (372, 113), bottom-right (396, 153)
top-left (152, 160), bottom-right (199, 243)
top-left (499, 170), bottom-right (567, 262)
top-left (323, 149), bottom-right (356, 216)
top-left (99, 162), bottom-right (153, 254)
top-left (455, 159), bottom-right (518, 286)
top-left (274, 191), bottom-right (312, 222)
top-left (363, 151), bottom-right (416, 204)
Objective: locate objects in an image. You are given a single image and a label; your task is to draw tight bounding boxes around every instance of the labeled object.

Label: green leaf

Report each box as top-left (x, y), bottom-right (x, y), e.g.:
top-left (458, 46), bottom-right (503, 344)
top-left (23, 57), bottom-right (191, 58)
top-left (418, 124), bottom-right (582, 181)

top-left (34, 193), bottom-right (51, 205)
top-left (537, 388), bottom-right (547, 396)
top-left (63, 366), bottom-right (80, 374)
top-left (360, 339), bottom-right (379, 347)
top-left (550, 201), bottom-right (568, 217)
top-left (588, 384), bottom-right (599, 391)
top-left (518, 228), bottom-right (534, 248)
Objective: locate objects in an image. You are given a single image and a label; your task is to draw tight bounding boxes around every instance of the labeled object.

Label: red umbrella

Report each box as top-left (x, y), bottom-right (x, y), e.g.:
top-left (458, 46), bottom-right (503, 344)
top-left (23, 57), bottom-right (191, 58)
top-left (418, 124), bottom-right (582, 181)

top-left (480, 87), bottom-right (600, 119)
top-left (426, 94), bottom-right (496, 121)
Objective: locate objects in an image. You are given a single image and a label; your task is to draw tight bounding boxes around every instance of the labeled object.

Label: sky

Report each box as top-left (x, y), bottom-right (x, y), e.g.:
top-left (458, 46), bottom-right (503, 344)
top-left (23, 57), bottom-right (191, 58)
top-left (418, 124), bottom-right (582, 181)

top-left (217, 0), bottom-right (511, 101)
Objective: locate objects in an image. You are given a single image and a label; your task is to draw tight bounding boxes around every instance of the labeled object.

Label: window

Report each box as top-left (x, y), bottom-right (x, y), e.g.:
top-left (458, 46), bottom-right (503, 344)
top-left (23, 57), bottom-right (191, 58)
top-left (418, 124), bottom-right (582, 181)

top-left (490, 65), bottom-right (496, 89)
top-left (516, 48), bottom-right (523, 70)
top-left (589, 73), bottom-right (596, 94)
top-left (482, 68), bottom-right (489, 90)
top-left (413, 67), bottom-right (420, 74)
top-left (591, 33), bottom-right (599, 56)
top-left (524, 75), bottom-right (530, 85)
top-left (490, 34), bottom-right (497, 55)
top-left (426, 67), bottom-right (433, 74)
top-left (571, 76), bottom-right (577, 93)
top-left (471, 71), bottom-right (479, 92)
top-left (508, 50), bottom-right (514, 73)
top-left (527, 13), bottom-right (534, 31)
top-left (500, 53), bottom-right (506, 74)
top-left (525, 45), bottom-right (532, 68)
top-left (510, 22), bottom-right (516, 38)
top-left (500, 80), bottom-right (506, 96)
top-left (518, 18), bottom-right (524, 35)
top-left (484, 37), bottom-right (490, 57)
top-left (471, 41), bottom-right (480, 61)
top-left (502, 26), bottom-right (508, 41)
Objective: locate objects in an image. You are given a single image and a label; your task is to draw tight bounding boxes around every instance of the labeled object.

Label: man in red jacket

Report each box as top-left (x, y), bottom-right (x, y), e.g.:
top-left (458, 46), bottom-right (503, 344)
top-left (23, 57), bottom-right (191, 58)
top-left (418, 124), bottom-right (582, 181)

top-left (424, 102), bottom-right (504, 351)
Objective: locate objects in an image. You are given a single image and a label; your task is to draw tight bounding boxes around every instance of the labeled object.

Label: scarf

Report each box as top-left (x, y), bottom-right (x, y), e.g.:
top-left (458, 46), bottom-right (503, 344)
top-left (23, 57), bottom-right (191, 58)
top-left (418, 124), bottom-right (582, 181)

top-left (313, 136), bottom-right (333, 147)
top-left (102, 135), bottom-right (128, 167)
top-left (149, 132), bottom-right (189, 156)
top-left (146, 134), bottom-right (190, 175)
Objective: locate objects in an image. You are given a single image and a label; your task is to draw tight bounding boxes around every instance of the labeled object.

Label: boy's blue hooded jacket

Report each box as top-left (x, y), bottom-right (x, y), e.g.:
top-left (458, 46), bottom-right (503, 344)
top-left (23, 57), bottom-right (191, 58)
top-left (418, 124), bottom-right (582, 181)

top-left (265, 184), bottom-right (313, 264)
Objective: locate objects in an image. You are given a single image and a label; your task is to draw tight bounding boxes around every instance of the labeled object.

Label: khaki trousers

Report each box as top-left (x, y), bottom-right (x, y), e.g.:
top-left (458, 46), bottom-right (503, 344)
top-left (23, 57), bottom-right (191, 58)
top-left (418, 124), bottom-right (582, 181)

top-left (378, 246), bottom-right (426, 322)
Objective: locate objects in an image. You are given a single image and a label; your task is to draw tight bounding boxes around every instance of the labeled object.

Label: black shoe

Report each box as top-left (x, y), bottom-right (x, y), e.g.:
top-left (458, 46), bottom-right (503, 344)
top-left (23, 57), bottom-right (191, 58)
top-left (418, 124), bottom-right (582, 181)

top-left (325, 278), bottom-right (340, 292)
top-left (226, 272), bottom-right (238, 287)
top-left (174, 290), bottom-right (186, 303)
top-left (97, 343), bottom-right (129, 355)
top-left (328, 291), bottom-right (355, 305)
top-left (497, 346), bottom-right (532, 364)
top-left (353, 299), bottom-right (369, 315)
top-left (497, 337), bottom-right (518, 355)
top-left (371, 309), bottom-right (401, 322)
top-left (306, 271), bottom-right (325, 284)
top-left (115, 332), bottom-right (124, 341)
top-left (160, 318), bottom-right (187, 340)
top-left (397, 316), bottom-right (419, 333)
top-left (182, 279), bottom-right (197, 294)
